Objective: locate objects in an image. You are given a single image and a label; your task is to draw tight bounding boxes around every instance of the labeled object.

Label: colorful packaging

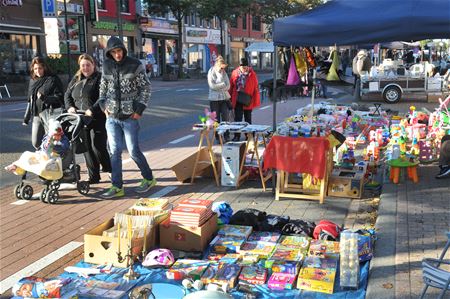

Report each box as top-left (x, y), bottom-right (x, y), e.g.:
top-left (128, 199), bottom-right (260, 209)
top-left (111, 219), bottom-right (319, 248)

top-left (239, 241), bottom-right (277, 259)
top-left (12, 276), bottom-right (72, 298)
top-left (268, 245), bottom-right (305, 262)
top-left (210, 235), bottom-right (246, 253)
top-left (218, 253), bottom-right (241, 264)
top-left (297, 267), bottom-right (336, 294)
top-left (267, 272), bottom-right (297, 290)
top-left (302, 256), bottom-right (338, 270)
top-left (269, 261), bottom-right (301, 275)
top-left (247, 231), bottom-right (281, 243)
top-left (217, 225), bottom-right (253, 238)
top-left (308, 239), bottom-right (340, 258)
top-left (201, 263), bottom-right (241, 288)
top-left (278, 235), bottom-right (311, 252)
top-left (166, 259), bottom-right (210, 280)
top-left (239, 265), bottom-right (268, 285)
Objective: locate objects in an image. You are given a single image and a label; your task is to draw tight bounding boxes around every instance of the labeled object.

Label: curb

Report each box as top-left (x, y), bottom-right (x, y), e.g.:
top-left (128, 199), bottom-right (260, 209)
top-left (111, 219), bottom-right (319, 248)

top-left (366, 182), bottom-right (397, 299)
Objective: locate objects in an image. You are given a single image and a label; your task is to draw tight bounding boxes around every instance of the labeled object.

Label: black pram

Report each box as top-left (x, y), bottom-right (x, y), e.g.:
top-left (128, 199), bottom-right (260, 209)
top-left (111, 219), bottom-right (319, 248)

top-left (13, 113), bottom-right (90, 204)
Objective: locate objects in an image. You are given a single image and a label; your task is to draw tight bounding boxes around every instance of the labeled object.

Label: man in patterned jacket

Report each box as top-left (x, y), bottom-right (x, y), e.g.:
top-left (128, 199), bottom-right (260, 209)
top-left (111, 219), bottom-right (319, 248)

top-left (90, 36), bottom-right (156, 198)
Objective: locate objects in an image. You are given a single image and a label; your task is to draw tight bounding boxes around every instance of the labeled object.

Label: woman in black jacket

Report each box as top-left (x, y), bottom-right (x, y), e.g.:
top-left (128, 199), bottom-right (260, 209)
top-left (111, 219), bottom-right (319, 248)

top-left (24, 57), bottom-right (65, 149)
top-left (65, 54), bottom-right (111, 184)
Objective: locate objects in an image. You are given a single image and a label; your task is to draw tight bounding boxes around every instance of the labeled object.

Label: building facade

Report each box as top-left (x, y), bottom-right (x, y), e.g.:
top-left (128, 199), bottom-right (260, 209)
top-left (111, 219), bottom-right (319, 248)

top-left (0, 0), bottom-right (46, 77)
top-left (228, 14), bottom-right (272, 70)
top-left (84, 0), bottom-right (138, 66)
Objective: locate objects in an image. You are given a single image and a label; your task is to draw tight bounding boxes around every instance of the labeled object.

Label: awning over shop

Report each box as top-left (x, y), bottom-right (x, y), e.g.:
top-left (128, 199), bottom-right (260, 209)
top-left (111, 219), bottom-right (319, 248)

top-left (245, 42), bottom-right (274, 53)
top-left (0, 24), bottom-right (45, 36)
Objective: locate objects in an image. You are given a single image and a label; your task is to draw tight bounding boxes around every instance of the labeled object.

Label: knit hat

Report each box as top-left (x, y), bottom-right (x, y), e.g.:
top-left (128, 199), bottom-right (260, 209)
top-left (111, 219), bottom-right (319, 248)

top-left (240, 58), bottom-right (249, 66)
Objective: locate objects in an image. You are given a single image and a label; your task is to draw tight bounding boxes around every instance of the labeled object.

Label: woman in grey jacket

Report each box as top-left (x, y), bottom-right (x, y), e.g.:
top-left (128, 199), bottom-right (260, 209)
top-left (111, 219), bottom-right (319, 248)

top-left (207, 56), bottom-right (231, 141)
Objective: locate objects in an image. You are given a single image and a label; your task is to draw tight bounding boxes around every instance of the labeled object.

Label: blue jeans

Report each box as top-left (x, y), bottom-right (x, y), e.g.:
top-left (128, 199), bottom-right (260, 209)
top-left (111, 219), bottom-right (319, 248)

top-left (105, 117), bottom-right (153, 188)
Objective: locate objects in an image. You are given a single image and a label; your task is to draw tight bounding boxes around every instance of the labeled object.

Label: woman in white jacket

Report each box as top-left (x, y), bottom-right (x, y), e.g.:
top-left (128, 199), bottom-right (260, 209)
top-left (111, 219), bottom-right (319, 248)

top-left (207, 56), bottom-right (231, 141)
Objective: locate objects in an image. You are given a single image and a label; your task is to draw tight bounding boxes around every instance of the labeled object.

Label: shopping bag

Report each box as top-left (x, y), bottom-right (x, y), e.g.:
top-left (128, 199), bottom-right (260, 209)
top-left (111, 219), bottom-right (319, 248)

top-left (237, 91), bottom-right (252, 106)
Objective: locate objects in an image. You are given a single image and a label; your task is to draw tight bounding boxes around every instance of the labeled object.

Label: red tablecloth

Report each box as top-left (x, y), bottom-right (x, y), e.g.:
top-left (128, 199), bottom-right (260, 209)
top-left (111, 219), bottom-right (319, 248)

top-left (263, 136), bottom-right (330, 179)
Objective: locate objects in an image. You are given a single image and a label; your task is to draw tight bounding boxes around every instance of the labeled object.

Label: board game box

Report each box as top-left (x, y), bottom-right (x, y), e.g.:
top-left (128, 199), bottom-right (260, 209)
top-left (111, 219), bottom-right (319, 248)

top-left (267, 272), bottom-right (297, 290)
top-left (239, 265), bottom-right (268, 285)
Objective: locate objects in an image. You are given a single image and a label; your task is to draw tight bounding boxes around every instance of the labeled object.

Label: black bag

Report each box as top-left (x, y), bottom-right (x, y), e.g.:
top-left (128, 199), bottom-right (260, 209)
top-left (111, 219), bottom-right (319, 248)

top-left (237, 91), bottom-right (251, 106)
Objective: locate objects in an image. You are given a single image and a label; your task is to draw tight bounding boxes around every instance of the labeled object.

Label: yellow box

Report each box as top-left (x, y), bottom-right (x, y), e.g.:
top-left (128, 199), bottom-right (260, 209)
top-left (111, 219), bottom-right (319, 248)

top-left (297, 267), bottom-right (336, 294)
top-left (327, 169), bottom-right (364, 199)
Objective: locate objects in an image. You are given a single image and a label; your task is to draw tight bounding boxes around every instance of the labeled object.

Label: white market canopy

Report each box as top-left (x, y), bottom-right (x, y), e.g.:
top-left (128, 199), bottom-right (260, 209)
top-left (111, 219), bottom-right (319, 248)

top-left (245, 42), bottom-right (274, 53)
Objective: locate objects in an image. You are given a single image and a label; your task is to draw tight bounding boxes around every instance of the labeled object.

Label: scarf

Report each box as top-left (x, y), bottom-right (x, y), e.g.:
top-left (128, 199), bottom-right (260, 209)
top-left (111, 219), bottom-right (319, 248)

top-left (236, 68), bottom-right (249, 91)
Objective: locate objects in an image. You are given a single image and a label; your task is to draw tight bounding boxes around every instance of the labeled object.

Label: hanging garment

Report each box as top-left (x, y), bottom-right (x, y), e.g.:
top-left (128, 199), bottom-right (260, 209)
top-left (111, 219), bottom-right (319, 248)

top-left (294, 50), bottom-right (308, 77)
top-left (327, 50), bottom-right (341, 81)
top-left (286, 55), bottom-right (300, 85)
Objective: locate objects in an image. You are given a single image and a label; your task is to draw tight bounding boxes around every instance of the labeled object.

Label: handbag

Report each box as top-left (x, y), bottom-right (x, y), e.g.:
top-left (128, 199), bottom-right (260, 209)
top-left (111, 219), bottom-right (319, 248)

top-left (237, 91), bottom-right (252, 106)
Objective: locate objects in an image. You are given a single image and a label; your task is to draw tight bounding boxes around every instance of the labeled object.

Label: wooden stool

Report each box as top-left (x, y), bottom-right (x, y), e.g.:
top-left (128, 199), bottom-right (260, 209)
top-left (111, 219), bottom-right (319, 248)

top-left (388, 159), bottom-right (419, 184)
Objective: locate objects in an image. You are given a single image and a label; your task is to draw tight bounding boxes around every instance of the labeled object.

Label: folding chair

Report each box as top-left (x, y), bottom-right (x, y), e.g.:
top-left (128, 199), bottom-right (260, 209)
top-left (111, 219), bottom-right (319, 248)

top-left (0, 84), bottom-right (11, 99)
top-left (420, 232), bottom-right (450, 299)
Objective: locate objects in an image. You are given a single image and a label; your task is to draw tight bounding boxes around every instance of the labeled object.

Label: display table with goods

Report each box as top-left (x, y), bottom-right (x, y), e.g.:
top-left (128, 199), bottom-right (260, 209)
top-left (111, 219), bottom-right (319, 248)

top-left (11, 212), bottom-right (375, 299)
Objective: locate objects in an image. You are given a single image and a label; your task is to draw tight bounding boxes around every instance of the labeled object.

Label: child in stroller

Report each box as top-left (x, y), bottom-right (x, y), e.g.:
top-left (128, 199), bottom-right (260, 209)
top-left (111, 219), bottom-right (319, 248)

top-left (6, 114), bottom-right (90, 203)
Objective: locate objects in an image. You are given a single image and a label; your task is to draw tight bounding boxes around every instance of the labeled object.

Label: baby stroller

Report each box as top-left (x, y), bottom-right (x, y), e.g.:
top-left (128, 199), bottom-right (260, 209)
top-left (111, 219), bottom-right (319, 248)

top-left (13, 113), bottom-right (90, 204)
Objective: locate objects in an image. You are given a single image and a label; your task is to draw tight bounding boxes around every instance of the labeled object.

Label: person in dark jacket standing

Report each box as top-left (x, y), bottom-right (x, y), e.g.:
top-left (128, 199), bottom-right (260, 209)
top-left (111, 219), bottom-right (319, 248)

top-left (65, 54), bottom-right (111, 184)
top-left (23, 57), bottom-right (64, 149)
top-left (229, 57), bottom-right (261, 141)
top-left (88, 36), bottom-right (155, 199)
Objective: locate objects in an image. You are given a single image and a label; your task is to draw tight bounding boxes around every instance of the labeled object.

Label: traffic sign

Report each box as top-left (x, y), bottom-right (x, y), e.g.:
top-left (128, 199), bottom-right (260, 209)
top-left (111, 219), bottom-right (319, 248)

top-left (42, 0), bottom-right (57, 18)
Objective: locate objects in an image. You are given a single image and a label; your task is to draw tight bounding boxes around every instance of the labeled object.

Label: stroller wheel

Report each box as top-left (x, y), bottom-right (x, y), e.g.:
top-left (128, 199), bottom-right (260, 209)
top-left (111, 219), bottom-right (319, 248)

top-left (14, 184), bottom-right (23, 199)
top-left (20, 185), bottom-right (33, 200)
top-left (46, 189), bottom-right (59, 204)
top-left (40, 187), bottom-right (48, 203)
top-left (77, 181), bottom-right (90, 195)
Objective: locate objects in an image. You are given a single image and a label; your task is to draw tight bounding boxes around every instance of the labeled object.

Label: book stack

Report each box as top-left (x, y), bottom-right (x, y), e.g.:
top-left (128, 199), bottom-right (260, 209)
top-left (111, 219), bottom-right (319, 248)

top-left (170, 199), bottom-right (213, 227)
top-left (130, 198), bottom-right (170, 216)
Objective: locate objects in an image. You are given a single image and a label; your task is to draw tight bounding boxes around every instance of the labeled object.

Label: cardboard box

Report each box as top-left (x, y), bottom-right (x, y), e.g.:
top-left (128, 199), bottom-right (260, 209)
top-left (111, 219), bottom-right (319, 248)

top-left (171, 148), bottom-right (219, 182)
top-left (159, 213), bottom-right (217, 252)
top-left (327, 169), bottom-right (364, 199)
top-left (84, 218), bottom-right (156, 267)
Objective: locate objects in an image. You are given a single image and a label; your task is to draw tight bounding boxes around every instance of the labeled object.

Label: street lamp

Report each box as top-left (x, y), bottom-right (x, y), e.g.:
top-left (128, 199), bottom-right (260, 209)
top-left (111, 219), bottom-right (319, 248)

top-left (439, 41), bottom-right (444, 63)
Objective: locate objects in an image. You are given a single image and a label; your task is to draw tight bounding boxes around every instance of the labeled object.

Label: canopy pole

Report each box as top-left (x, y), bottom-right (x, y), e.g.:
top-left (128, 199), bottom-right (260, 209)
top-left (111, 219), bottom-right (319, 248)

top-left (272, 45), bottom-right (278, 131)
top-left (271, 44), bottom-right (278, 194)
top-left (310, 68), bottom-right (317, 119)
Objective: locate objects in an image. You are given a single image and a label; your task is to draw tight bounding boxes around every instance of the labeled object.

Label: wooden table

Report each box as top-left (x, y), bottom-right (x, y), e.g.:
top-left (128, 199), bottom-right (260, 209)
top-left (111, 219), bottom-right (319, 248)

top-left (264, 136), bottom-right (332, 204)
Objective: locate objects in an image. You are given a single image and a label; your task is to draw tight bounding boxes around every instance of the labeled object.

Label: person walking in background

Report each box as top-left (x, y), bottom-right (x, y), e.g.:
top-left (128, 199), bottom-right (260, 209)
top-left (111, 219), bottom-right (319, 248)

top-left (23, 57), bottom-right (65, 149)
top-left (89, 36), bottom-right (155, 199)
top-left (65, 54), bottom-right (111, 184)
top-left (207, 55), bottom-right (231, 142)
top-left (229, 57), bottom-right (261, 141)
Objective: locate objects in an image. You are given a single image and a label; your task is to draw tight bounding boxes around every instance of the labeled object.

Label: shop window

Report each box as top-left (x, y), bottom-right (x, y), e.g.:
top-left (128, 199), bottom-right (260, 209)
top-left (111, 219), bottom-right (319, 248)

top-left (242, 14), bottom-right (247, 30)
top-left (252, 15), bottom-right (261, 31)
top-left (230, 15), bottom-right (237, 28)
top-left (120, 0), bottom-right (129, 13)
top-left (97, 0), bottom-right (105, 10)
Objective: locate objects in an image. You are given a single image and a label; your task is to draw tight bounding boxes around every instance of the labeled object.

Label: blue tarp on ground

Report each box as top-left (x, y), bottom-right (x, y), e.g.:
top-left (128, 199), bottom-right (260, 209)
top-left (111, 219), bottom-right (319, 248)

top-left (273, 0), bottom-right (450, 47)
top-left (12, 260), bottom-right (369, 299)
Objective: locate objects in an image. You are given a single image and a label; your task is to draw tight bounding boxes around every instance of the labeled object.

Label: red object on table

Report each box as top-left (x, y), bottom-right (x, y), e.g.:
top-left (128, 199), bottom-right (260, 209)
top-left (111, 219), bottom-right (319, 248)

top-left (263, 136), bottom-right (330, 179)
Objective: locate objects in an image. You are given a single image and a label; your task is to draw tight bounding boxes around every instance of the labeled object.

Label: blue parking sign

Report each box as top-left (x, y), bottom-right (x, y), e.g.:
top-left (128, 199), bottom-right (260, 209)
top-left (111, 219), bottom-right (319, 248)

top-left (42, 0), bottom-right (57, 18)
